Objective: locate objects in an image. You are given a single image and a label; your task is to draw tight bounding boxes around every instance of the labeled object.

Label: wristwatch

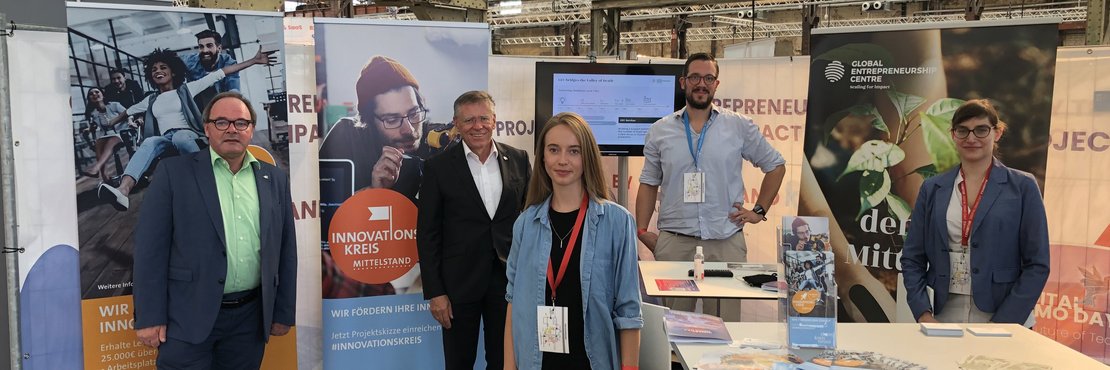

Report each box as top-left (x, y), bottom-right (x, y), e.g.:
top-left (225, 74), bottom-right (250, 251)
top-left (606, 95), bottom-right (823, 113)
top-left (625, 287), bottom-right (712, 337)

top-left (752, 205), bottom-right (768, 220)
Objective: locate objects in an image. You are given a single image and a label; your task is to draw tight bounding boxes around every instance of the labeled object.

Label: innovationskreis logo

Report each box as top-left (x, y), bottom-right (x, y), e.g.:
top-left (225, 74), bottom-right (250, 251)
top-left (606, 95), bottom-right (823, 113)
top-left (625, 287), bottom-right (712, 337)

top-left (824, 61), bottom-right (845, 82)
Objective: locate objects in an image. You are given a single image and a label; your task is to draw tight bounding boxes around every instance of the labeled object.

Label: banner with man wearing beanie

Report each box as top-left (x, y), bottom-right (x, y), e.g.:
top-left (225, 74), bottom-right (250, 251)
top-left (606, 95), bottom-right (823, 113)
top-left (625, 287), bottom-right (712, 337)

top-left (313, 19), bottom-right (490, 369)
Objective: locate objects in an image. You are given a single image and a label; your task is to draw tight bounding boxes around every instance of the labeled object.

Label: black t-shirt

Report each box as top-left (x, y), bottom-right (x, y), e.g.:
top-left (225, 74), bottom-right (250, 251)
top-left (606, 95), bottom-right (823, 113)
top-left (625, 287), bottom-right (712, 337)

top-left (542, 206), bottom-right (590, 370)
top-left (102, 80), bottom-right (146, 108)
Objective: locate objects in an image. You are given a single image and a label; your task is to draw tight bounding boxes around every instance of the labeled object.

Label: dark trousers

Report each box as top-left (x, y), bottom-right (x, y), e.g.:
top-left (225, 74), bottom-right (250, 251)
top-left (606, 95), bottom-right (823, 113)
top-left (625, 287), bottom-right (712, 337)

top-left (156, 291), bottom-right (266, 370)
top-left (442, 280), bottom-right (506, 370)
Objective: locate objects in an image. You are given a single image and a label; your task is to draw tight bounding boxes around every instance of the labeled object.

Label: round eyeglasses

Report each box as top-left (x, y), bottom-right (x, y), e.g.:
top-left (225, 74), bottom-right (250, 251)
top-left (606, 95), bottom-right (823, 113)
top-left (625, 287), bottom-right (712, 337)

top-left (951, 125), bottom-right (993, 139)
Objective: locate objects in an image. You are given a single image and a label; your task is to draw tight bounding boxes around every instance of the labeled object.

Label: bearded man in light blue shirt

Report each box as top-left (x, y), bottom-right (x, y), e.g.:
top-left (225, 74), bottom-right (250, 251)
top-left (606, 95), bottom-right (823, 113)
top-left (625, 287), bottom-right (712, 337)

top-left (636, 53), bottom-right (786, 321)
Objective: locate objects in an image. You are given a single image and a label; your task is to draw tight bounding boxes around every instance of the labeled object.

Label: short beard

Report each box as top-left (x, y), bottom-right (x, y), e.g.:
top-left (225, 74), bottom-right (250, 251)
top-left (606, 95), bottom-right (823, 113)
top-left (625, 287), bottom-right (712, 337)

top-left (200, 53), bottom-right (218, 70)
top-left (686, 94), bottom-right (712, 110)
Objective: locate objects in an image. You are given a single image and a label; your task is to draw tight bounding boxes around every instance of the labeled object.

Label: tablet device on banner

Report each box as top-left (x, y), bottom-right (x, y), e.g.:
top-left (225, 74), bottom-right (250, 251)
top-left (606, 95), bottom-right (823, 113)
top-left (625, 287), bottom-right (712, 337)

top-left (319, 159), bottom-right (354, 246)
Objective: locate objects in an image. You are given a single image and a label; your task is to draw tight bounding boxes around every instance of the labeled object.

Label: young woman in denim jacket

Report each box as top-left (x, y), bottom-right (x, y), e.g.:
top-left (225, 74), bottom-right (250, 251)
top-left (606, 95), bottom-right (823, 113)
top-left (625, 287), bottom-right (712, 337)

top-left (504, 112), bottom-right (642, 370)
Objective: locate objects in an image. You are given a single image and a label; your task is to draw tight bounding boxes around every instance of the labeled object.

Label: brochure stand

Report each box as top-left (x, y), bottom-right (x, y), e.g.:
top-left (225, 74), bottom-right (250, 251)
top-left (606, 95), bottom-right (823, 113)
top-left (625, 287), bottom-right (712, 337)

top-left (780, 216), bottom-right (837, 350)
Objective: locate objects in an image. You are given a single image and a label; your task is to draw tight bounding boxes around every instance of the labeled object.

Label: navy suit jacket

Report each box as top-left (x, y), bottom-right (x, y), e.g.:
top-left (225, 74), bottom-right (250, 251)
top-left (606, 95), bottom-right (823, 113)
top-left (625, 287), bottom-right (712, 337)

top-left (900, 160), bottom-right (1049, 324)
top-left (133, 149), bottom-right (297, 344)
top-left (417, 141), bottom-right (531, 304)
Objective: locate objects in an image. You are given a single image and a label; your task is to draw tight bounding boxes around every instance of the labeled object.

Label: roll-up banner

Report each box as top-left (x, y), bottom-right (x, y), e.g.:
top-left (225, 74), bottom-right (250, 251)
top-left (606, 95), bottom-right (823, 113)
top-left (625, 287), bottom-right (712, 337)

top-left (1039, 46), bottom-right (1110, 365)
top-left (283, 15), bottom-right (324, 369)
top-left (314, 18), bottom-right (489, 369)
top-left (9, 28), bottom-right (83, 369)
top-left (65, 3), bottom-right (294, 369)
top-left (802, 20), bottom-right (1058, 324)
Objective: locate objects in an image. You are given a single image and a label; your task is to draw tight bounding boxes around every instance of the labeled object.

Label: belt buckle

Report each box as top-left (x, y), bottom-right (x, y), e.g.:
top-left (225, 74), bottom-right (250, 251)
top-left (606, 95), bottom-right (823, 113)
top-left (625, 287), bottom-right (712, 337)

top-left (221, 289), bottom-right (257, 308)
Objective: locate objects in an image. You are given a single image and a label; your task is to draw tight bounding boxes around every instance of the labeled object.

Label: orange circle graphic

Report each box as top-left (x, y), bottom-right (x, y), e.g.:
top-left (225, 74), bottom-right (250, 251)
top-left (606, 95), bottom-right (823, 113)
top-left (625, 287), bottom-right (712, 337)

top-left (791, 289), bottom-right (820, 315)
top-left (328, 188), bottom-right (419, 284)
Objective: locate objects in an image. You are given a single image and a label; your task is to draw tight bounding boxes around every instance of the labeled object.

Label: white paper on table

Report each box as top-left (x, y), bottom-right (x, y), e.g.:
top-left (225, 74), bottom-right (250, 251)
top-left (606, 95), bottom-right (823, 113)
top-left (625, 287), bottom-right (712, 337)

top-left (965, 326), bottom-right (1012, 337)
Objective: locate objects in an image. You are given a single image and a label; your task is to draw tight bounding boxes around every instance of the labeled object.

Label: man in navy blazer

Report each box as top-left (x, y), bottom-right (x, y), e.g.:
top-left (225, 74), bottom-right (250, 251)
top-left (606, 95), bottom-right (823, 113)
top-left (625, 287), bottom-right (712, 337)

top-left (417, 91), bottom-right (531, 369)
top-left (133, 92), bottom-right (297, 368)
top-left (901, 159), bottom-right (1049, 325)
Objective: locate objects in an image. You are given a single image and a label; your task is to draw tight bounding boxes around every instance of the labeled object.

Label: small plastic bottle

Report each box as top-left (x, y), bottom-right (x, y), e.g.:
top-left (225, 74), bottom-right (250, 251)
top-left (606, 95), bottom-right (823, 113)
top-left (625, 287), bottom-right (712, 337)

top-left (693, 246), bottom-right (705, 281)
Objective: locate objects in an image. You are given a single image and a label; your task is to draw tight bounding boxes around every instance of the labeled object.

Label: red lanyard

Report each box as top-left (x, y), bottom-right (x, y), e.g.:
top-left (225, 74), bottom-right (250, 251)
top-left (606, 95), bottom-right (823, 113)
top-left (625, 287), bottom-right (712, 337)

top-left (547, 194), bottom-right (588, 304)
top-left (958, 164), bottom-right (992, 246)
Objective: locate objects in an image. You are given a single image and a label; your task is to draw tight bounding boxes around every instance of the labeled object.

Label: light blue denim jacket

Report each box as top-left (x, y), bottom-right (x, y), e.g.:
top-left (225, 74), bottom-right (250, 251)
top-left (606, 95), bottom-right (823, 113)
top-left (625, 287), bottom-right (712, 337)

top-left (506, 196), bottom-right (643, 370)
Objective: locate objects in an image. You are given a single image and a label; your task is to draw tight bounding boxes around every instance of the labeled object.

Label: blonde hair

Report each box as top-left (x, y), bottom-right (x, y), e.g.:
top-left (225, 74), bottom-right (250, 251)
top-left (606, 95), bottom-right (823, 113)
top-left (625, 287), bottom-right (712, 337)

top-left (525, 112), bottom-right (610, 207)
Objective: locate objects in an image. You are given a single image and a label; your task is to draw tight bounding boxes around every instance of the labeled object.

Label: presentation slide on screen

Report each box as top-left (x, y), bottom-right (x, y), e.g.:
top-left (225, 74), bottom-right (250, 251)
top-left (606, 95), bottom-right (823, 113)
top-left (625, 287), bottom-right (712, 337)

top-left (553, 73), bottom-right (675, 145)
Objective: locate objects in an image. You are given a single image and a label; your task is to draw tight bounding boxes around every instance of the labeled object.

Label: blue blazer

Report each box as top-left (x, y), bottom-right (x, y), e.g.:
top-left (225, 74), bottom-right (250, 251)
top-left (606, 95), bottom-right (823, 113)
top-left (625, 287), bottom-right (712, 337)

top-left (133, 149), bottom-right (297, 344)
top-left (900, 160), bottom-right (1049, 324)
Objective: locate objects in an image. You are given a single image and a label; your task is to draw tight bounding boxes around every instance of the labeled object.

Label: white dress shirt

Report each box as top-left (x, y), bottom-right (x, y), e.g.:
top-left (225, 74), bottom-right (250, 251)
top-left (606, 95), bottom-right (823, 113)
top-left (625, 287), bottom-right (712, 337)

top-left (463, 141), bottom-right (503, 219)
top-left (946, 171), bottom-right (972, 295)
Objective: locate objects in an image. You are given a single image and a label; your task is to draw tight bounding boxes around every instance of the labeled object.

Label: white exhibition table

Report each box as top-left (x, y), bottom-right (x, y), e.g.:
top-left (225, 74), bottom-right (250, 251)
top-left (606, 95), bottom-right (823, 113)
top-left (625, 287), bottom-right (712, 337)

top-left (640, 261), bottom-right (779, 300)
top-left (672, 323), bottom-right (1109, 370)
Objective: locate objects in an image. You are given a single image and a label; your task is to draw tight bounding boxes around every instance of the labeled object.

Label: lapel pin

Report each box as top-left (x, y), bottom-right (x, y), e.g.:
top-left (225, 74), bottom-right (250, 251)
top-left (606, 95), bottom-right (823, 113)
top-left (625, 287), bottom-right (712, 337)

top-left (263, 175), bottom-right (270, 180)
top-left (502, 156), bottom-right (508, 161)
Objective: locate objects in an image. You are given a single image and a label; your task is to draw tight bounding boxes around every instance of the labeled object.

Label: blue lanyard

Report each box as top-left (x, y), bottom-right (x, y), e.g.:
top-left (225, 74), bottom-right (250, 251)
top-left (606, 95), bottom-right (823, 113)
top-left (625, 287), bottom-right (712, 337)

top-left (682, 111), bottom-right (714, 169)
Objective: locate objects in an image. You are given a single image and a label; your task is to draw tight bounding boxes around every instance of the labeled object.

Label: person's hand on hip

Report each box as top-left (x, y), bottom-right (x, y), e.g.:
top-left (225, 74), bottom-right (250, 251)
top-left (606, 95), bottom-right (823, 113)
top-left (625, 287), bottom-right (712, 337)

top-left (729, 202), bottom-right (765, 226)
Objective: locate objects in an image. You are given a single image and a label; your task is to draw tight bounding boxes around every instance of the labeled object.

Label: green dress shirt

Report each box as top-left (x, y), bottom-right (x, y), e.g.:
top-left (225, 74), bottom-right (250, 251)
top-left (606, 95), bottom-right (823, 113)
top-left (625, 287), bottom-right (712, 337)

top-left (210, 147), bottom-right (262, 294)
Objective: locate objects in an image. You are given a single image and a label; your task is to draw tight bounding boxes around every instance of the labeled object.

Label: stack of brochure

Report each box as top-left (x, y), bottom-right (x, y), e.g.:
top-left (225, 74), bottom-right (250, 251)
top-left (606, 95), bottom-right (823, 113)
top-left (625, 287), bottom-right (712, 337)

top-left (919, 322), bottom-right (965, 337)
top-left (966, 326), bottom-right (1012, 337)
top-left (664, 310), bottom-right (732, 344)
top-left (781, 225), bottom-right (838, 350)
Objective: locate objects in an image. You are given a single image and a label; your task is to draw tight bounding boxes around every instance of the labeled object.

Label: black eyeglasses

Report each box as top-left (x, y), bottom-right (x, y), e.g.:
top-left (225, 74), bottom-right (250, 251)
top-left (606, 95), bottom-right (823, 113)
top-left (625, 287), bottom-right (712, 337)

top-left (207, 119), bottom-right (253, 131)
top-left (684, 74), bottom-right (717, 85)
top-left (951, 125), bottom-right (993, 139)
top-left (375, 109), bottom-right (428, 129)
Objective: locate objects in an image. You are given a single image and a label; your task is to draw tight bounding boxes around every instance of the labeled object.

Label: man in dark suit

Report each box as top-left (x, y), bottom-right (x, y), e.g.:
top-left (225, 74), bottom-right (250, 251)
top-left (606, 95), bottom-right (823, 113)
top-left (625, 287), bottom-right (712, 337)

top-left (132, 91), bottom-right (297, 369)
top-left (417, 91), bottom-right (530, 370)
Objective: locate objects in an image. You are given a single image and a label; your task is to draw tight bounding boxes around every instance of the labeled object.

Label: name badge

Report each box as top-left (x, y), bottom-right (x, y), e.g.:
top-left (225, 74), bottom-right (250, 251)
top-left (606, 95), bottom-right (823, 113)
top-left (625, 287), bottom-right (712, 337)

top-left (949, 249), bottom-right (972, 295)
top-left (684, 172), bottom-right (705, 203)
top-left (537, 306), bottom-right (569, 354)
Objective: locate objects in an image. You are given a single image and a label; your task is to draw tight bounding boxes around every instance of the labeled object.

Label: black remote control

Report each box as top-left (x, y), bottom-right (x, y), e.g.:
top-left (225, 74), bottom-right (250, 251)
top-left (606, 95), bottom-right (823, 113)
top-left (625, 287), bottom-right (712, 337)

top-left (688, 269), bottom-right (734, 277)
